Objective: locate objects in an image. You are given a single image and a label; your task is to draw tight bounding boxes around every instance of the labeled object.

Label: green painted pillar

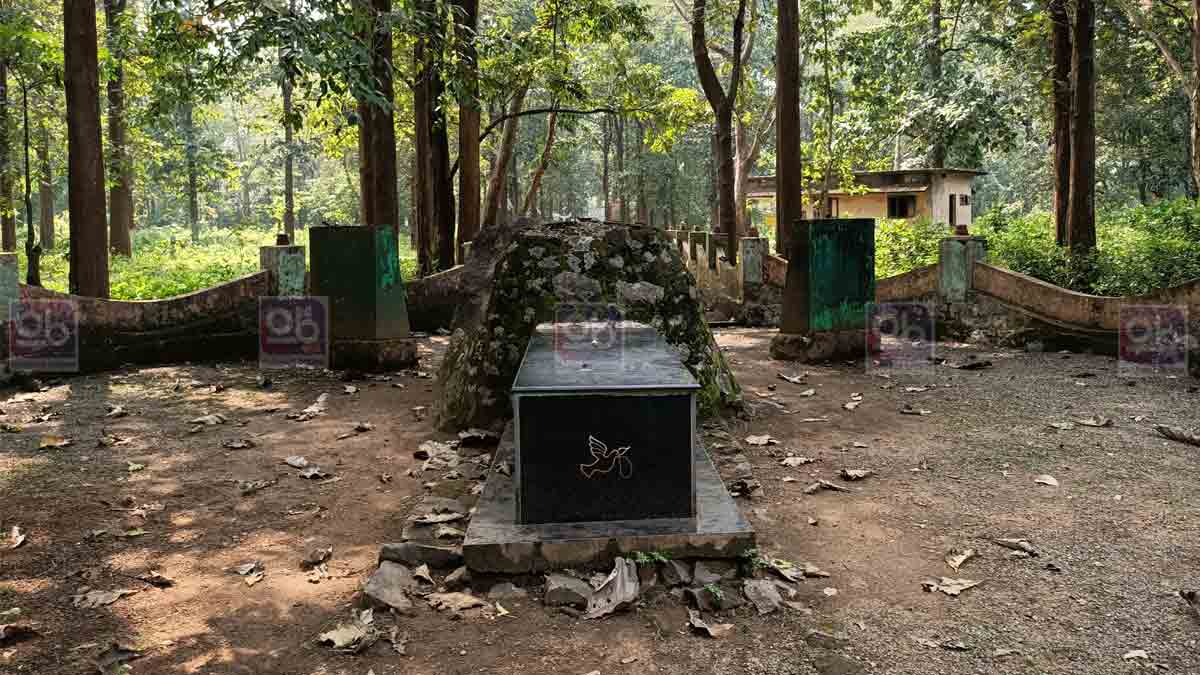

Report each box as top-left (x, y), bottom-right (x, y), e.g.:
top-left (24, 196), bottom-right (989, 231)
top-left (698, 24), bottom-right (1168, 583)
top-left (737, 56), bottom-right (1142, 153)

top-left (938, 236), bottom-right (988, 303)
top-left (259, 245), bottom-right (307, 296)
top-left (310, 224), bottom-right (411, 341)
top-left (0, 253), bottom-right (17, 324)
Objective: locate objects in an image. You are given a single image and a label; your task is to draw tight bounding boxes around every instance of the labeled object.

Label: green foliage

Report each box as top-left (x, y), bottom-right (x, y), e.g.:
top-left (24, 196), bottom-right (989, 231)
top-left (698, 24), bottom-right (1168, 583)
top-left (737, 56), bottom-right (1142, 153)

top-left (18, 224), bottom-right (417, 301)
top-left (703, 582), bottom-right (724, 600)
top-left (739, 546), bottom-right (770, 572)
top-left (874, 217), bottom-right (947, 279)
top-left (632, 550), bottom-right (671, 565)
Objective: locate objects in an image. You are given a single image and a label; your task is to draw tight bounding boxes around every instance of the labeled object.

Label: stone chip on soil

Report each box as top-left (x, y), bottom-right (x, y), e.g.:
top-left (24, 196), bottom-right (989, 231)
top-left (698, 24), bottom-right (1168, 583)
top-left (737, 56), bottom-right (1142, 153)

top-left (659, 559), bottom-right (693, 586)
top-left (921, 577), bottom-right (981, 596)
top-left (380, 542), bottom-right (463, 569)
top-left (94, 644), bottom-right (143, 674)
top-left (945, 548), bottom-right (976, 571)
top-left (545, 574), bottom-right (592, 608)
top-left (692, 560), bottom-right (738, 585)
top-left (71, 589), bottom-right (138, 609)
top-left (742, 579), bottom-right (782, 615)
top-left (427, 592), bottom-right (487, 613)
top-left (687, 608), bottom-right (733, 639)
top-left (363, 561), bottom-right (416, 612)
top-left (585, 557), bottom-right (640, 619)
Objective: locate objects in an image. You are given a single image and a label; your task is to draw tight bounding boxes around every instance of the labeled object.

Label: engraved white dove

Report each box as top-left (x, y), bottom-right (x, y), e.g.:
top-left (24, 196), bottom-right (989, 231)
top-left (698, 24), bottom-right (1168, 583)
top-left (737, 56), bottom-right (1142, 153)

top-left (579, 435), bottom-right (633, 480)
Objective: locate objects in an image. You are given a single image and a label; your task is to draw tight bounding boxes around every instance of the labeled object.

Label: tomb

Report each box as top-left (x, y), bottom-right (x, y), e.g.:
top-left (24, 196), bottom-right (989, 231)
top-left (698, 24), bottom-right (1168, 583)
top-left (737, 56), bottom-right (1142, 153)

top-left (462, 321), bottom-right (755, 573)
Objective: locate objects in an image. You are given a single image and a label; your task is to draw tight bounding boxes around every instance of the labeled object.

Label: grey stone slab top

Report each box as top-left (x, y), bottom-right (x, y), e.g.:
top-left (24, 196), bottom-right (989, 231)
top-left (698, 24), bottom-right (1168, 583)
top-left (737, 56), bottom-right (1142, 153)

top-left (512, 322), bottom-right (700, 393)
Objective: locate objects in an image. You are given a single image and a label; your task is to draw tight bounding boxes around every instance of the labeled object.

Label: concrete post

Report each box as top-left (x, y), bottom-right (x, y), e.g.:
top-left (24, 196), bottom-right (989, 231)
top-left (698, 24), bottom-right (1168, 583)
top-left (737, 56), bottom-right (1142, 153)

top-left (740, 237), bottom-right (765, 285)
top-left (0, 252), bottom-right (17, 325)
top-left (938, 236), bottom-right (988, 303)
top-left (259, 245), bottom-right (307, 296)
top-left (705, 232), bottom-right (717, 271)
top-left (688, 231), bottom-right (701, 265)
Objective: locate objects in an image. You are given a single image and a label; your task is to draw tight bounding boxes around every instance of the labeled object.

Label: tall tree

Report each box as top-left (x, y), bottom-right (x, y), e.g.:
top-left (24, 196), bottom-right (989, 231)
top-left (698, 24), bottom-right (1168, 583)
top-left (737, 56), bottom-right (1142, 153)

top-left (1066, 0), bottom-right (1096, 252)
top-left (0, 61), bottom-right (12, 252)
top-left (356, 0), bottom-right (399, 234)
top-left (690, 0), bottom-right (747, 263)
top-left (280, 0), bottom-right (297, 242)
top-left (1050, 0), bottom-right (1071, 245)
top-left (37, 118), bottom-right (52, 249)
top-left (926, 0), bottom-right (945, 168)
top-left (482, 85), bottom-right (527, 227)
top-left (104, 0), bottom-right (133, 256)
top-left (455, 0), bottom-right (480, 261)
top-left (64, 0), bottom-right (109, 297)
top-left (776, 0), bottom-right (802, 256)
top-left (522, 108), bottom-right (559, 218)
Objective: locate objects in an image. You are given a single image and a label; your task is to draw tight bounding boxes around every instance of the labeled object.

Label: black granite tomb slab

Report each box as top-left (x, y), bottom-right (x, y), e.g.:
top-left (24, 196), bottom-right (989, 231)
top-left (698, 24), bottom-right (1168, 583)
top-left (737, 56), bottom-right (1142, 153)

top-left (512, 323), bottom-right (699, 524)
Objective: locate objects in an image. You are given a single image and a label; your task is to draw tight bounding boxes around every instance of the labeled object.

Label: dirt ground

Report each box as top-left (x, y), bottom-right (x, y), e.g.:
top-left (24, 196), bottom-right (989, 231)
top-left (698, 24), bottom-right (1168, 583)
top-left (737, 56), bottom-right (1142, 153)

top-left (2, 328), bottom-right (1199, 675)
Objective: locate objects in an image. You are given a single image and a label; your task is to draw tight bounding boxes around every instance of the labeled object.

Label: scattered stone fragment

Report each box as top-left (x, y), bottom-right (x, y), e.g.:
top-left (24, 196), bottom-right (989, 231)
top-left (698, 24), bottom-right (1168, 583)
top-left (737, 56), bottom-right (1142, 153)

top-left (380, 542), bottom-right (463, 569)
top-left (745, 435), bottom-right (777, 446)
top-left (545, 574), bottom-right (592, 608)
top-left (238, 479), bottom-right (275, 496)
top-left (137, 571), bottom-right (174, 588)
top-left (839, 468), bottom-right (873, 481)
top-left (1122, 649), bottom-right (1149, 661)
top-left (802, 562), bottom-right (831, 578)
top-left (941, 640), bottom-right (971, 651)
top-left (1076, 416), bottom-right (1113, 428)
top-left (742, 579), bottom-right (782, 615)
top-left (822, 587), bottom-right (838, 597)
top-left (1049, 421), bottom-right (1076, 431)
top-left (804, 629), bottom-right (848, 649)
top-left (458, 428), bottom-right (500, 446)
top-left (222, 439), bottom-right (255, 450)
top-left (444, 566), bottom-right (471, 591)
top-left (993, 648), bottom-right (1020, 657)
top-left (433, 525), bottom-right (464, 540)
top-left (427, 592), bottom-right (486, 613)
top-left (687, 608), bottom-right (733, 639)
top-left (659, 560), bottom-right (693, 587)
top-left (299, 466), bottom-right (331, 480)
top-left (945, 548), bottom-right (976, 571)
top-left (362, 562), bottom-right (416, 612)
top-left (189, 413), bottom-right (227, 426)
top-left (354, 421), bottom-right (374, 433)
top-left (486, 582), bottom-right (526, 601)
top-left (993, 538), bottom-right (1039, 557)
top-left (693, 560), bottom-right (737, 585)
top-left (900, 404), bottom-right (932, 415)
top-left (413, 511), bottom-right (466, 525)
top-left (948, 359), bottom-right (992, 370)
top-left (1033, 474), bottom-right (1059, 487)
top-left (585, 558), bottom-right (640, 619)
top-left (413, 564), bottom-right (435, 586)
top-left (284, 455), bottom-right (308, 468)
top-left (804, 479), bottom-right (851, 495)
top-left (922, 577), bottom-right (981, 597)
top-left (287, 394), bottom-right (329, 422)
top-left (302, 546), bottom-right (333, 569)
top-left (777, 372), bottom-right (809, 385)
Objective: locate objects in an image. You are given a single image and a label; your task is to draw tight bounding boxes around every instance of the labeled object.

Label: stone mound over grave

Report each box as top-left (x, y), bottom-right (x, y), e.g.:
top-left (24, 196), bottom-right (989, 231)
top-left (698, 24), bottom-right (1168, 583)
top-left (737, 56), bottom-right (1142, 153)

top-left (436, 219), bottom-right (740, 431)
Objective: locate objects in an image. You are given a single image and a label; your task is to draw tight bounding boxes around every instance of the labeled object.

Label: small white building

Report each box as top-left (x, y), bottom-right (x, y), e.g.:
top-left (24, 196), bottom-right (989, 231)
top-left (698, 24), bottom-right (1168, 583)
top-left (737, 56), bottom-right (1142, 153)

top-left (746, 168), bottom-right (986, 229)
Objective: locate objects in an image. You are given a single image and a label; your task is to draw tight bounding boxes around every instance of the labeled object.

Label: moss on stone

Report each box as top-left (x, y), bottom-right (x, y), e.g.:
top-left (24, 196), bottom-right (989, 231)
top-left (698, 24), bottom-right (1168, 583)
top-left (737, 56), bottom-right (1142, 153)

top-left (436, 221), bottom-right (741, 431)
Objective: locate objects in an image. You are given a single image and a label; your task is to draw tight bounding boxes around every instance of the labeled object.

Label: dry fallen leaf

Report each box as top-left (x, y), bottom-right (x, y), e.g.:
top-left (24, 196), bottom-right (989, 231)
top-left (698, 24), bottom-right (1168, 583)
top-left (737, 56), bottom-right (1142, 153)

top-left (1034, 474), bottom-right (1059, 487)
top-left (71, 589), bottom-right (138, 609)
top-left (777, 372), bottom-right (809, 385)
top-left (745, 435), bottom-right (777, 446)
top-left (1122, 649), bottom-right (1149, 661)
top-left (839, 468), bottom-right (873, 481)
top-left (687, 608), bottom-right (733, 639)
top-left (189, 414), bottom-right (226, 426)
top-left (1048, 422), bottom-right (1076, 431)
top-left (8, 526), bottom-right (26, 550)
top-left (94, 643), bottom-right (143, 674)
top-left (1076, 416), bottom-right (1113, 428)
top-left (803, 479), bottom-right (851, 495)
top-left (799, 388), bottom-right (816, 397)
top-left (780, 456), bottom-right (816, 468)
top-left (843, 400), bottom-right (861, 411)
top-left (921, 577), bottom-right (981, 597)
top-left (945, 548), bottom-right (976, 571)
top-left (900, 404), bottom-right (933, 415)
top-left (1155, 425), bottom-right (1200, 448)
top-left (38, 435), bottom-right (72, 450)
top-left (993, 538), bottom-right (1039, 557)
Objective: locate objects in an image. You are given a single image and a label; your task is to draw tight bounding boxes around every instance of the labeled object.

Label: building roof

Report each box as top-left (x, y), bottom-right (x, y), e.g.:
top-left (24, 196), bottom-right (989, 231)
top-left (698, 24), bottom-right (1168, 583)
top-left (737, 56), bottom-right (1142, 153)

top-left (745, 168), bottom-right (987, 198)
top-left (854, 168), bottom-right (988, 177)
top-left (747, 185), bottom-right (929, 198)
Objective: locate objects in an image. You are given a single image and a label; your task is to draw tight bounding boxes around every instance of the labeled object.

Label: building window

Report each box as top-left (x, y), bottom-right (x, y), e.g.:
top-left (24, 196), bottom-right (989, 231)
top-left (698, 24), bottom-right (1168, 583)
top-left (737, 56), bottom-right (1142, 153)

top-left (887, 195), bottom-right (917, 218)
top-left (827, 198), bottom-right (839, 217)
top-left (960, 194), bottom-right (970, 206)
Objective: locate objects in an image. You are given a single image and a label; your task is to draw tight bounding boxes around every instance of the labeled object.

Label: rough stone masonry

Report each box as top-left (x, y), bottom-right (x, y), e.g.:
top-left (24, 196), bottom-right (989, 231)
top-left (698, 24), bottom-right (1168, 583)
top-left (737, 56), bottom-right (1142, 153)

top-left (436, 219), bottom-right (741, 431)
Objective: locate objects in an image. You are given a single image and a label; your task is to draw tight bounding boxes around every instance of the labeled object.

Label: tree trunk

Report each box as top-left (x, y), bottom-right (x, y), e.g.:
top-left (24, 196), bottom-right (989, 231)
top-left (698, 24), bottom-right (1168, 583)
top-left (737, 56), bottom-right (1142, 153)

top-left (20, 84), bottom-right (40, 286)
top-left (281, 0), bottom-right (296, 242)
top-left (635, 120), bottom-right (648, 224)
top-left (104, 0), bottom-right (133, 256)
top-left (455, 0), bottom-right (480, 261)
top-left (602, 115), bottom-right (611, 219)
top-left (413, 36), bottom-right (434, 275)
top-left (776, 0), bottom-right (802, 256)
top-left (522, 109), bottom-right (559, 218)
top-left (482, 85), bottom-right (527, 227)
top-left (0, 62), bottom-right (12, 253)
top-left (38, 119), bottom-right (53, 249)
top-left (429, 57), bottom-right (455, 271)
top-left (183, 101), bottom-right (200, 243)
top-left (356, 0), bottom-right (400, 234)
top-left (64, 0), bottom-right (110, 297)
top-left (1191, 0), bottom-right (1200, 199)
top-left (691, 0), bottom-right (746, 263)
top-left (508, 146), bottom-right (520, 218)
top-left (614, 116), bottom-right (627, 222)
top-left (926, 0), bottom-right (946, 168)
top-left (1050, 0), bottom-right (1072, 246)
top-left (1066, 0), bottom-right (1096, 253)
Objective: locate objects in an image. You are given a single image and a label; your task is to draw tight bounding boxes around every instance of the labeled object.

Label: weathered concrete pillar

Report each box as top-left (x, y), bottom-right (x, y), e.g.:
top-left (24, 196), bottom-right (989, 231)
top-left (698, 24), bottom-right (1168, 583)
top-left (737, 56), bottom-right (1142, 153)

top-left (0, 253), bottom-right (17, 323)
top-left (705, 232), bottom-right (717, 271)
top-left (938, 236), bottom-right (988, 303)
top-left (740, 237), bottom-right (766, 286)
top-left (688, 231), bottom-right (701, 266)
top-left (259, 245), bottom-right (307, 296)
